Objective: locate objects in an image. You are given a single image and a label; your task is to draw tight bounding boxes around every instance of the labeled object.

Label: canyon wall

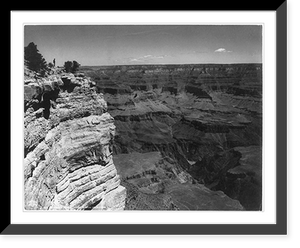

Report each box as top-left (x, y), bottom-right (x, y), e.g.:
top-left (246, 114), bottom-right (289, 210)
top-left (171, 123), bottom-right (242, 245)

top-left (24, 68), bottom-right (126, 210)
top-left (82, 63), bottom-right (262, 210)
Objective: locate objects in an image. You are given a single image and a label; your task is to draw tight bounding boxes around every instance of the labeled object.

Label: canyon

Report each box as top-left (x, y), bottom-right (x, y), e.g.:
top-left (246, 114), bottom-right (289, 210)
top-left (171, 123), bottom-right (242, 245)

top-left (24, 63), bottom-right (262, 211)
top-left (80, 63), bottom-right (263, 211)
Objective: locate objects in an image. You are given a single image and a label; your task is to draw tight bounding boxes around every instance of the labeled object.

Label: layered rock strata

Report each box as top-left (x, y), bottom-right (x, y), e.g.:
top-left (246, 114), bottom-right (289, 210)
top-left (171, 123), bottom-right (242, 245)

top-left (82, 63), bottom-right (262, 210)
top-left (24, 68), bottom-right (126, 210)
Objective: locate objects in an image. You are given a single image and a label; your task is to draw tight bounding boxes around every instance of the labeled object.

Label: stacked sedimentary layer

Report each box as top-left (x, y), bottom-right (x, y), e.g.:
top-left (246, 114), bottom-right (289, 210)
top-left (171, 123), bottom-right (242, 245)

top-left (82, 64), bottom-right (262, 210)
top-left (24, 69), bottom-right (126, 210)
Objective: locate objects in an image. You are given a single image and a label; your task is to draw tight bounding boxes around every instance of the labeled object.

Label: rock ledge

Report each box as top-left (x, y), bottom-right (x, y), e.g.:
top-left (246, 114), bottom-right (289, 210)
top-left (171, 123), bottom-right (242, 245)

top-left (24, 68), bottom-right (126, 210)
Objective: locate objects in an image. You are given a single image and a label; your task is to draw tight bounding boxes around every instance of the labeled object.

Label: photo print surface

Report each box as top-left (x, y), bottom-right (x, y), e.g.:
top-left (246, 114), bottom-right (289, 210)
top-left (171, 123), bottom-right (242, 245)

top-left (24, 25), bottom-right (263, 211)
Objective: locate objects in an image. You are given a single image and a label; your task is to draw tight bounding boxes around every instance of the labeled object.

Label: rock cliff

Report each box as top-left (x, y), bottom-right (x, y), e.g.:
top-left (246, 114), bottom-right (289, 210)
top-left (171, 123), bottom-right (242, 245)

top-left (82, 63), bottom-right (262, 210)
top-left (24, 67), bottom-right (126, 210)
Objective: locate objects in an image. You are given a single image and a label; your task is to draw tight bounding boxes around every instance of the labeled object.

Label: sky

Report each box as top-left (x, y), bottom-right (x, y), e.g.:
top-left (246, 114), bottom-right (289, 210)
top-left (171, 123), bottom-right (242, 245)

top-left (24, 25), bottom-right (262, 66)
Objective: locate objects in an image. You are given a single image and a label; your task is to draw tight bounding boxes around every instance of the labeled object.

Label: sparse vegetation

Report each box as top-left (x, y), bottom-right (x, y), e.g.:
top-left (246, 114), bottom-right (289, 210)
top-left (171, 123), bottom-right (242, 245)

top-left (24, 42), bottom-right (48, 75)
top-left (64, 60), bottom-right (81, 73)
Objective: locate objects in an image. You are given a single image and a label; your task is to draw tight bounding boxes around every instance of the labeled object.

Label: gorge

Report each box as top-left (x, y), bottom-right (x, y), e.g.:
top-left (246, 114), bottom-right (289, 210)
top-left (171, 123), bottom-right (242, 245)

top-left (24, 63), bottom-right (262, 211)
top-left (81, 63), bottom-right (263, 211)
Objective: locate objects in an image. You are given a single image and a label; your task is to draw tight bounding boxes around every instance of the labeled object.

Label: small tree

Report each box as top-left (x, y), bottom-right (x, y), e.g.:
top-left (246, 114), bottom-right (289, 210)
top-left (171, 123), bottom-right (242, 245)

top-left (63, 60), bottom-right (80, 73)
top-left (24, 42), bottom-right (48, 75)
top-left (72, 60), bottom-right (80, 73)
top-left (64, 61), bottom-right (73, 73)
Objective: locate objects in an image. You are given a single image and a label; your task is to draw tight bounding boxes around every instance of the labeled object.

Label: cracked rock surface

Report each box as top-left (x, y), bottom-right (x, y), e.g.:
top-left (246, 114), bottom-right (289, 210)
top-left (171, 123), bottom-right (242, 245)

top-left (24, 67), bottom-right (126, 210)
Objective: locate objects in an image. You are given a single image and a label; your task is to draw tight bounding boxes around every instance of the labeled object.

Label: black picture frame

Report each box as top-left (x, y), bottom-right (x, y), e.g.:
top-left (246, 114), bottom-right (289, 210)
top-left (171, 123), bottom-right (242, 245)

top-left (4, 2), bottom-right (287, 235)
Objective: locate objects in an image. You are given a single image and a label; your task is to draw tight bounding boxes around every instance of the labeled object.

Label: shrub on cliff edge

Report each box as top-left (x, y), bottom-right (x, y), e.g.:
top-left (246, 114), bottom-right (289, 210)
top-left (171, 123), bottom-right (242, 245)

top-left (64, 60), bottom-right (81, 73)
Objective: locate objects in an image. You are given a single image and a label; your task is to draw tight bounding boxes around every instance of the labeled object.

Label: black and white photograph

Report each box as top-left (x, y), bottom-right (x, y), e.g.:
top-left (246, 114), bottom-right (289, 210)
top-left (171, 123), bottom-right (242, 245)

top-left (23, 24), bottom-right (263, 211)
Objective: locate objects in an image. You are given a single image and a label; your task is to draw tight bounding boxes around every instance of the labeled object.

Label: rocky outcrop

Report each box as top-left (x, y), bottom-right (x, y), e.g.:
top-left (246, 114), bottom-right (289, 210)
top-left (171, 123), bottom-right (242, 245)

top-left (24, 68), bottom-right (126, 210)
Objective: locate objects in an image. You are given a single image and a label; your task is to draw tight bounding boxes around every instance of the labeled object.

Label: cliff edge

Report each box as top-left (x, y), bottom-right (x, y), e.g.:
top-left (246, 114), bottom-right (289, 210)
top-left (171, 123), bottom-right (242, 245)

top-left (24, 67), bottom-right (126, 210)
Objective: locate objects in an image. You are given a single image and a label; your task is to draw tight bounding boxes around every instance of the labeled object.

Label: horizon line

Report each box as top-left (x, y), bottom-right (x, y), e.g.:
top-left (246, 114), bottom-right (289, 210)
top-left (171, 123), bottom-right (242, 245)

top-left (79, 62), bottom-right (263, 67)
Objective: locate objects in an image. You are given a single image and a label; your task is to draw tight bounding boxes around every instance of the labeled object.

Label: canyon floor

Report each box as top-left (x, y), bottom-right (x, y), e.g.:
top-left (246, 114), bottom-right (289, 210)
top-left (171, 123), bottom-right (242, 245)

top-left (80, 63), bottom-right (262, 211)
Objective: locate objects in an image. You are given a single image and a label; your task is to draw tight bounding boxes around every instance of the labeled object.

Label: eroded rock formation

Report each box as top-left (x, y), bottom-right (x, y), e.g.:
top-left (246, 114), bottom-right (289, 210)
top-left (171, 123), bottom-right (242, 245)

top-left (24, 63), bottom-right (262, 211)
top-left (82, 63), bottom-right (262, 210)
top-left (24, 68), bottom-right (126, 210)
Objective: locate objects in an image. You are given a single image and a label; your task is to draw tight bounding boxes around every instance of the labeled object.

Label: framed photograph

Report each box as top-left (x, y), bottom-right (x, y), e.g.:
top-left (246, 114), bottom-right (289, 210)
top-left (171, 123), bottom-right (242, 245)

top-left (5, 2), bottom-right (287, 235)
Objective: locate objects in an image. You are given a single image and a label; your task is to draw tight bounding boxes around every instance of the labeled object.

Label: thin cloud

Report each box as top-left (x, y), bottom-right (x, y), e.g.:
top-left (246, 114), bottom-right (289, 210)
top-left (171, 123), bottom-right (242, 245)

top-left (141, 54), bottom-right (166, 60)
top-left (214, 48), bottom-right (233, 53)
top-left (129, 54), bottom-right (166, 63)
top-left (129, 58), bottom-right (139, 62)
top-left (114, 54), bottom-right (169, 64)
